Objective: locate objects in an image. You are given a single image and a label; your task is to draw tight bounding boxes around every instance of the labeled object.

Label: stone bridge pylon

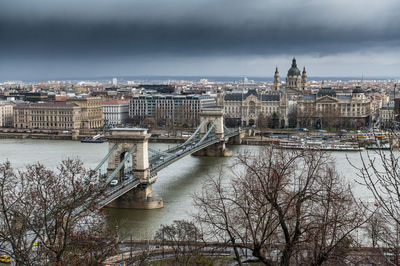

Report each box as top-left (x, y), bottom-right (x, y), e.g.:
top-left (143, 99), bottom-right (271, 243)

top-left (193, 108), bottom-right (232, 157)
top-left (106, 128), bottom-right (163, 209)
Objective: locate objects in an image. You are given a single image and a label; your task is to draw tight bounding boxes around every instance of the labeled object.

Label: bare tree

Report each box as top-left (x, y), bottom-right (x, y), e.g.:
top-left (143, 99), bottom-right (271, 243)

top-left (194, 147), bottom-right (364, 266)
top-left (297, 103), bottom-right (316, 128)
top-left (352, 145), bottom-right (400, 264)
top-left (287, 107), bottom-right (297, 128)
top-left (257, 113), bottom-right (269, 130)
top-left (0, 159), bottom-right (118, 265)
top-left (318, 105), bottom-right (341, 129)
top-left (154, 220), bottom-right (203, 265)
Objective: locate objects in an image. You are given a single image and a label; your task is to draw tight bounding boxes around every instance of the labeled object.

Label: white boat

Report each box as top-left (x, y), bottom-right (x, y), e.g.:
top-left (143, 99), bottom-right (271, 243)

top-left (279, 140), bottom-right (363, 151)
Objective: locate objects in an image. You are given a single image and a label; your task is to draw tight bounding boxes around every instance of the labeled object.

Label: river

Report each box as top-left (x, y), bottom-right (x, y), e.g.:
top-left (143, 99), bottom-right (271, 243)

top-left (0, 138), bottom-right (372, 239)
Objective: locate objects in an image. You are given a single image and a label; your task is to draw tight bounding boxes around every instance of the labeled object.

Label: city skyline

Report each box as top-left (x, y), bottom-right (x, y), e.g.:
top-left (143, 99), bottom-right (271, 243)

top-left (1, 0), bottom-right (400, 80)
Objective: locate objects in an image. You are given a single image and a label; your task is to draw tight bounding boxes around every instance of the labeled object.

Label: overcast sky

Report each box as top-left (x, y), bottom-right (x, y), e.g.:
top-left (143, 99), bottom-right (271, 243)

top-left (1, 0), bottom-right (400, 80)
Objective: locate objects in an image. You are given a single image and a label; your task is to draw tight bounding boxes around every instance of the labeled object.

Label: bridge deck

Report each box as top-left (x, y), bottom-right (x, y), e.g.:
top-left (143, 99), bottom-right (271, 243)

top-left (99, 130), bottom-right (239, 207)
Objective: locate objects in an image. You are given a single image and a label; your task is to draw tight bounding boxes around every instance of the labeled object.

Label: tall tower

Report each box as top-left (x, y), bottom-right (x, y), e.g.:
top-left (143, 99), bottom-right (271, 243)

top-left (273, 67), bottom-right (280, 91)
top-left (301, 66), bottom-right (307, 91)
top-left (286, 58), bottom-right (301, 90)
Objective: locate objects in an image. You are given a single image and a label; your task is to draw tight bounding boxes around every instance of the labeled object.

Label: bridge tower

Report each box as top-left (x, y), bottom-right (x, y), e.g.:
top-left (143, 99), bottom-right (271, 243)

top-left (193, 108), bottom-right (232, 157)
top-left (106, 128), bottom-right (163, 209)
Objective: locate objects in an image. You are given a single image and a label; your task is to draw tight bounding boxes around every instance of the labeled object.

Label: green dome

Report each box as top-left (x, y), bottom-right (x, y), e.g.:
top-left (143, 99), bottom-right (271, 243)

top-left (352, 86), bottom-right (364, 93)
top-left (287, 58), bottom-right (300, 76)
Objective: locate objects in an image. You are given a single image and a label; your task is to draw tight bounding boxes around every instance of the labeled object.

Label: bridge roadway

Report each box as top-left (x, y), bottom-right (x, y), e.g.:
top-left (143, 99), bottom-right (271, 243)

top-left (98, 130), bottom-right (239, 208)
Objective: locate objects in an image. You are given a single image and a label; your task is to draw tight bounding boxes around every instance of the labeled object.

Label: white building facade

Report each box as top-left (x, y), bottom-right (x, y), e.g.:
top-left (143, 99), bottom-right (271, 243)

top-left (0, 101), bottom-right (14, 127)
top-left (103, 100), bottom-right (129, 127)
top-left (129, 94), bottom-right (216, 127)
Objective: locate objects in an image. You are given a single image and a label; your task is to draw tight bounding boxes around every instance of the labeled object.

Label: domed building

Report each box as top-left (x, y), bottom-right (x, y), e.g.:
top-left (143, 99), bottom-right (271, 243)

top-left (274, 58), bottom-right (307, 93)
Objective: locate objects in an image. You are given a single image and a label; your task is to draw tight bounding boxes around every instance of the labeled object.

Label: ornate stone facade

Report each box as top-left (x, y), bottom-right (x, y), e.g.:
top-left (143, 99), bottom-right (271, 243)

top-left (67, 97), bottom-right (104, 131)
top-left (223, 89), bottom-right (288, 127)
top-left (13, 102), bottom-right (81, 131)
top-left (297, 87), bottom-right (372, 128)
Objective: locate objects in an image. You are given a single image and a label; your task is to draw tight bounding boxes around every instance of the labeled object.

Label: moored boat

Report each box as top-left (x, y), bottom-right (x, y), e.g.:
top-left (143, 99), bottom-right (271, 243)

top-left (365, 144), bottom-right (390, 150)
top-left (81, 138), bottom-right (106, 143)
top-left (279, 140), bottom-right (363, 151)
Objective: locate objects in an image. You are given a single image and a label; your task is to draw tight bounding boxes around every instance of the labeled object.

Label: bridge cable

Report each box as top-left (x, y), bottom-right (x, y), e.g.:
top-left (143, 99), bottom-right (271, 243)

top-left (148, 147), bottom-right (171, 157)
top-left (94, 143), bottom-right (118, 172)
top-left (179, 119), bottom-right (206, 146)
top-left (196, 120), bottom-right (217, 146)
top-left (106, 144), bottom-right (136, 184)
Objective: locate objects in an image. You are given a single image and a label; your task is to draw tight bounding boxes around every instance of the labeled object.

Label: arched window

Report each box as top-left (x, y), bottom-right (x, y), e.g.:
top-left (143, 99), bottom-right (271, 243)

top-left (249, 101), bottom-right (256, 114)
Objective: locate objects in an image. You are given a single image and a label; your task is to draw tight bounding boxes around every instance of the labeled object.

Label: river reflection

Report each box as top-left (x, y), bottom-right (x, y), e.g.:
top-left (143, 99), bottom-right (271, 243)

top-left (0, 139), bottom-right (374, 239)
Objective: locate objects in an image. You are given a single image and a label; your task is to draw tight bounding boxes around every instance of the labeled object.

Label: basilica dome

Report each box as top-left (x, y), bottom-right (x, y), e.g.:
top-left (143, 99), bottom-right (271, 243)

top-left (287, 58), bottom-right (300, 76)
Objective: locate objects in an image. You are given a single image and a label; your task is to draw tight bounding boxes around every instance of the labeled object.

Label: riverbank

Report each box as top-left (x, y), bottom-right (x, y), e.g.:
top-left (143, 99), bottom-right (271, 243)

top-left (0, 132), bottom-right (73, 140)
top-left (0, 132), bottom-right (189, 143)
top-left (0, 130), bottom-right (391, 148)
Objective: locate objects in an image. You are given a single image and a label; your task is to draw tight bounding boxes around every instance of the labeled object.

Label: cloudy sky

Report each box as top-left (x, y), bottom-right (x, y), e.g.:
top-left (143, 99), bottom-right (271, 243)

top-left (1, 0), bottom-right (400, 80)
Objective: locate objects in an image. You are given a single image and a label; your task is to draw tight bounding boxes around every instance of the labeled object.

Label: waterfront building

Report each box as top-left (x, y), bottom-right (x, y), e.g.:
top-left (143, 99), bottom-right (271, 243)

top-left (129, 94), bottom-right (215, 127)
top-left (297, 86), bottom-right (372, 128)
top-left (0, 101), bottom-right (14, 127)
top-left (223, 89), bottom-right (288, 127)
top-left (13, 102), bottom-right (81, 131)
top-left (103, 100), bottom-right (129, 127)
top-left (67, 97), bottom-right (104, 131)
top-left (380, 101), bottom-right (394, 128)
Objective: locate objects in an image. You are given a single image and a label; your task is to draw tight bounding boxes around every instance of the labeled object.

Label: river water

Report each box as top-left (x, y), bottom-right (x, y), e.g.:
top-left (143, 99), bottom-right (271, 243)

top-left (0, 139), bottom-right (372, 239)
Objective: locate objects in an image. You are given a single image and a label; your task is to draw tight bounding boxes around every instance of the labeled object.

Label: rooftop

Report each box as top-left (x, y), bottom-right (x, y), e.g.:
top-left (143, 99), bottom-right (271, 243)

top-left (103, 100), bottom-right (129, 105)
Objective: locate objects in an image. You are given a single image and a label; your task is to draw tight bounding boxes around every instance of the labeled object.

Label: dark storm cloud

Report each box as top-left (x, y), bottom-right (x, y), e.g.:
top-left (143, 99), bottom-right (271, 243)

top-left (1, 0), bottom-right (399, 58)
top-left (1, 0), bottom-right (400, 79)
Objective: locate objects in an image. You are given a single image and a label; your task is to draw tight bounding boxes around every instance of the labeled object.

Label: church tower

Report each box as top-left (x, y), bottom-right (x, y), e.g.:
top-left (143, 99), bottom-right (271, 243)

top-left (273, 67), bottom-right (280, 91)
top-left (301, 66), bottom-right (307, 91)
top-left (286, 58), bottom-right (302, 91)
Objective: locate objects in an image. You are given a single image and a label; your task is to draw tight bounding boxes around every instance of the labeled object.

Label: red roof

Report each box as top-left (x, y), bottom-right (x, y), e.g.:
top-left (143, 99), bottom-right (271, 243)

top-left (102, 100), bottom-right (129, 105)
top-left (55, 96), bottom-right (67, 101)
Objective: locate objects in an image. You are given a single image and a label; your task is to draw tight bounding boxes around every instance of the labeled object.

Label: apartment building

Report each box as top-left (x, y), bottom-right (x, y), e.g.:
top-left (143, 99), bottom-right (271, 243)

top-left (103, 100), bottom-right (129, 127)
top-left (0, 101), bottom-right (14, 127)
top-left (129, 94), bottom-right (215, 127)
top-left (380, 101), bottom-right (394, 128)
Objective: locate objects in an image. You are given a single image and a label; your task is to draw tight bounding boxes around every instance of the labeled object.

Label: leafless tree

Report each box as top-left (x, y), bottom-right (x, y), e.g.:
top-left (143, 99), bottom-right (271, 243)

top-left (143, 117), bottom-right (157, 128)
top-left (154, 220), bottom-right (204, 265)
top-left (287, 107), bottom-right (297, 128)
top-left (0, 159), bottom-right (118, 265)
top-left (352, 145), bottom-right (400, 264)
top-left (257, 113), bottom-right (269, 130)
top-left (318, 106), bottom-right (341, 129)
top-left (297, 104), bottom-right (316, 128)
top-left (194, 147), bottom-right (365, 266)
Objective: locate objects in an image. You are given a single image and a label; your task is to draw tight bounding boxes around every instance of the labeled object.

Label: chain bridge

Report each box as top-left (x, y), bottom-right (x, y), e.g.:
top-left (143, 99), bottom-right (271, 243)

top-left (94, 108), bottom-right (243, 209)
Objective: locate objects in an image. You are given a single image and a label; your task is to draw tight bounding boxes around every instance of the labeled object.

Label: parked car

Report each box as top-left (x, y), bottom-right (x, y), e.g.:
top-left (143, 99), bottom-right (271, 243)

top-left (0, 254), bottom-right (11, 263)
top-left (110, 179), bottom-right (118, 186)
